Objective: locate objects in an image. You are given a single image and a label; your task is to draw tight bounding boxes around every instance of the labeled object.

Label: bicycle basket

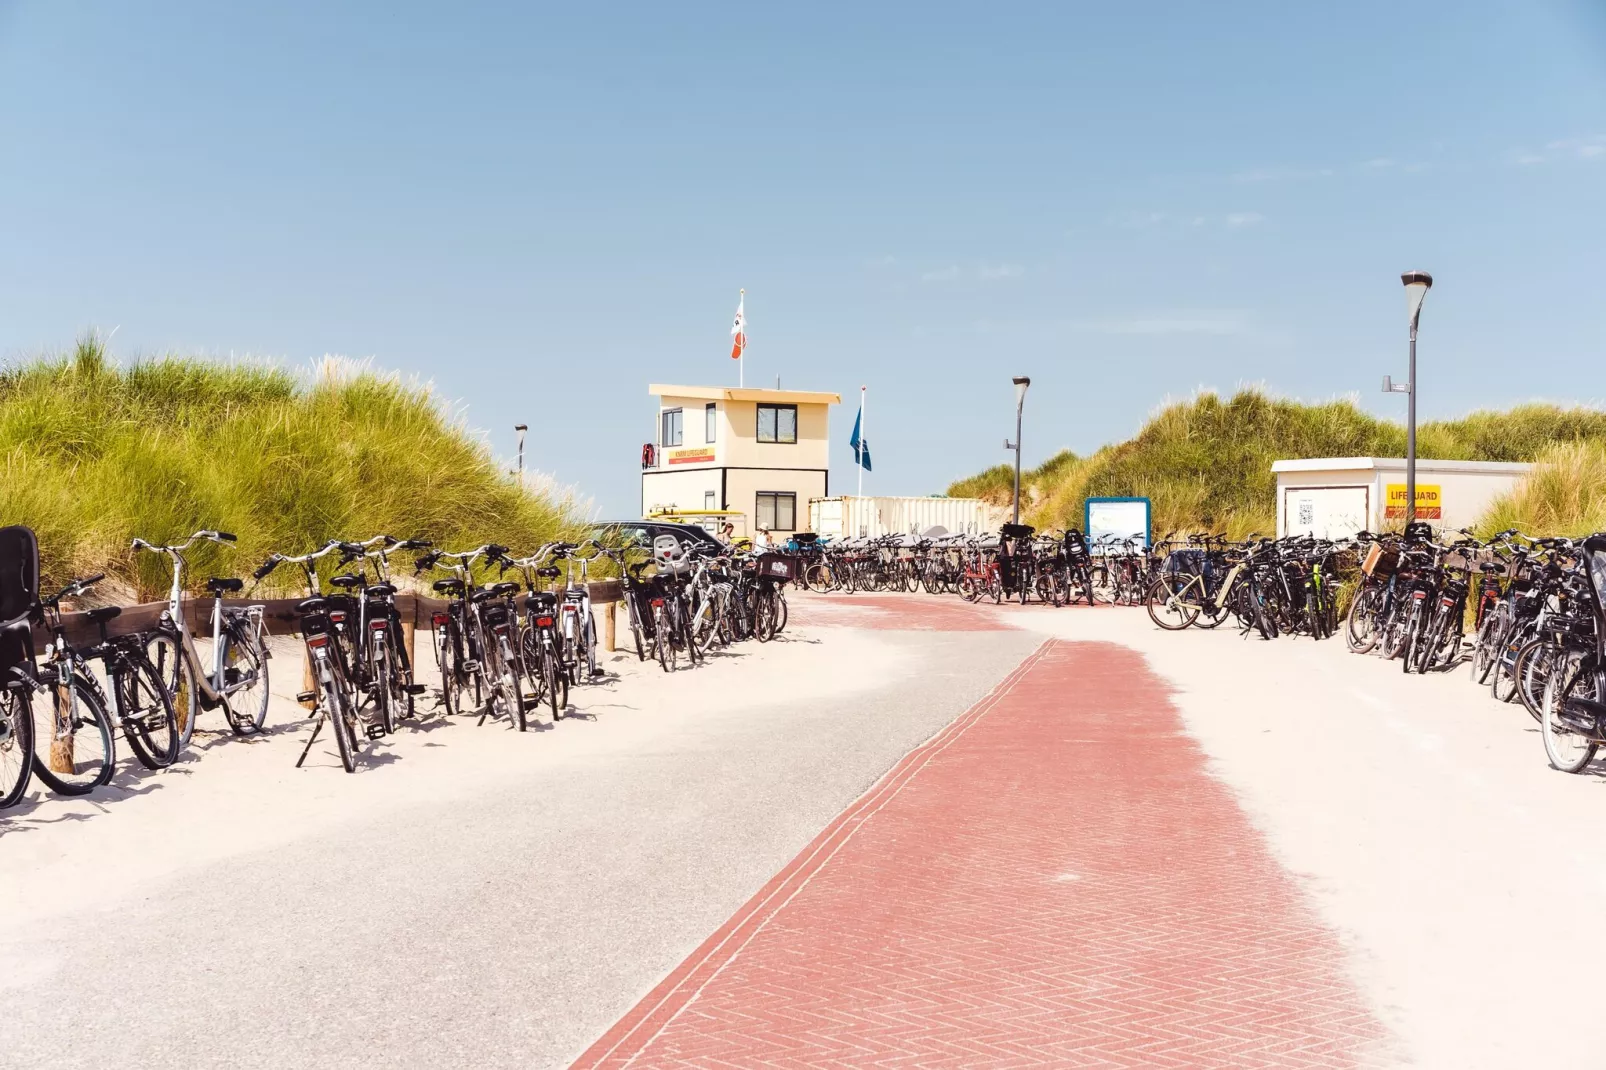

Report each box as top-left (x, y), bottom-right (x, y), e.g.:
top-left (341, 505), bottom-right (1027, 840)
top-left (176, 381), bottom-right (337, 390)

top-left (755, 553), bottom-right (797, 582)
top-left (1000, 523), bottom-right (1034, 540)
top-left (1360, 543), bottom-right (1399, 578)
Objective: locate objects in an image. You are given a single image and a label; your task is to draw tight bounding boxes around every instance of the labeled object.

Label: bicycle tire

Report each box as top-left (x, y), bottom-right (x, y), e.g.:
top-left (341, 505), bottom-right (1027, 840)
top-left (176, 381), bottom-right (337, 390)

top-left (0, 688), bottom-right (34, 808)
top-left (1145, 575), bottom-right (1200, 630)
top-left (145, 631), bottom-right (197, 748)
top-left (1345, 585), bottom-right (1384, 654)
top-left (1471, 606), bottom-right (1507, 684)
top-left (1542, 651), bottom-right (1600, 773)
top-left (30, 670), bottom-right (115, 795)
top-left (223, 631), bottom-right (271, 735)
top-left (1516, 637), bottom-right (1551, 722)
top-left (323, 658), bottom-right (359, 774)
top-left (118, 648), bottom-right (180, 769)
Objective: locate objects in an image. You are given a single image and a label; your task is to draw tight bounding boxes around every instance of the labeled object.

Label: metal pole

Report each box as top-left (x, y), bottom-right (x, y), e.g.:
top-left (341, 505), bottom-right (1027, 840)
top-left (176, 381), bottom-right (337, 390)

top-left (1012, 399), bottom-right (1024, 525)
top-left (857, 385), bottom-right (865, 500)
top-left (1406, 328), bottom-right (1416, 526)
top-left (515, 424), bottom-right (527, 491)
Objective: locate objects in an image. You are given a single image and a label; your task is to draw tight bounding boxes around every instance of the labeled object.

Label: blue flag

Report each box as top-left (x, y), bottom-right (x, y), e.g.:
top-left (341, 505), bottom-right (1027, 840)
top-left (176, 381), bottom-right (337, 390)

top-left (850, 406), bottom-right (872, 472)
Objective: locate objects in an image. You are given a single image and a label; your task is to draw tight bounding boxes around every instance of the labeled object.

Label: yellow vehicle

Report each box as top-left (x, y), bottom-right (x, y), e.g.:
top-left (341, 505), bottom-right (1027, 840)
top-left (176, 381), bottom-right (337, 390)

top-left (643, 509), bottom-right (748, 544)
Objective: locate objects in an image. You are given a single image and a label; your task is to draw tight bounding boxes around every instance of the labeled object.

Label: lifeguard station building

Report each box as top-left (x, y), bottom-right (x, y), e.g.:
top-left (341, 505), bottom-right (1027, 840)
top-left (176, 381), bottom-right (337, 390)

top-left (641, 384), bottom-right (840, 536)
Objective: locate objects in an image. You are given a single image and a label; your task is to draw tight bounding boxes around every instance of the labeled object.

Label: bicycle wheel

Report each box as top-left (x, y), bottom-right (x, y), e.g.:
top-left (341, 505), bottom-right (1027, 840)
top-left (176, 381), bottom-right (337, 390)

top-left (0, 689), bottom-right (34, 808)
top-left (145, 631), bottom-right (197, 748)
top-left (754, 589), bottom-right (777, 641)
top-left (498, 637), bottom-right (526, 732)
top-left (223, 632), bottom-right (271, 735)
top-left (1541, 651), bottom-right (1599, 773)
top-left (1145, 575), bottom-right (1200, 630)
top-left (1414, 613), bottom-right (1446, 674)
top-left (322, 660), bottom-right (359, 774)
top-left (654, 607), bottom-right (675, 672)
top-left (1471, 605), bottom-right (1508, 685)
top-left (1517, 637), bottom-right (1552, 722)
top-left (117, 649), bottom-right (180, 769)
top-left (434, 623), bottom-right (459, 717)
top-left (582, 616), bottom-right (599, 679)
top-left (1345, 585), bottom-right (1384, 654)
top-left (548, 643), bottom-right (567, 720)
top-left (30, 671), bottom-right (114, 795)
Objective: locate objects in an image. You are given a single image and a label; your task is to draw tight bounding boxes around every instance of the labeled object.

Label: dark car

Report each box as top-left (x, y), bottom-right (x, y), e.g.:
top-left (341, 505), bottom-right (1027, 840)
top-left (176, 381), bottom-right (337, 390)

top-left (595, 520), bottom-right (724, 554)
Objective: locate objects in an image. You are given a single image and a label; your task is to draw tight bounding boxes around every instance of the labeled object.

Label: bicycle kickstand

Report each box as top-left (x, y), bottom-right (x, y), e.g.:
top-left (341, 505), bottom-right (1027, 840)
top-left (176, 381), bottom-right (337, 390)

top-left (295, 709), bottom-right (326, 768)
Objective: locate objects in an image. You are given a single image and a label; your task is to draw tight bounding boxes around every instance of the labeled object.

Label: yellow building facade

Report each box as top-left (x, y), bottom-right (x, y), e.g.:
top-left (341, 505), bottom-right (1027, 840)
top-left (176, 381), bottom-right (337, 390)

top-left (641, 384), bottom-right (841, 536)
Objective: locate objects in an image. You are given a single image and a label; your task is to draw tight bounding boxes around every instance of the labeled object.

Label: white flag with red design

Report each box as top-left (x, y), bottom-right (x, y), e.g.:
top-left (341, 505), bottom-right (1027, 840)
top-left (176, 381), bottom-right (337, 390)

top-left (730, 292), bottom-right (746, 360)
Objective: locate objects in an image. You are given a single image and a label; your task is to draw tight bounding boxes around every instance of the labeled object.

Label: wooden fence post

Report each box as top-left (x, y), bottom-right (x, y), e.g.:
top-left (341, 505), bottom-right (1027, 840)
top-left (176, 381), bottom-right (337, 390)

top-left (603, 601), bottom-right (616, 653)
top-left (50, 682), bottom-right (74, 774)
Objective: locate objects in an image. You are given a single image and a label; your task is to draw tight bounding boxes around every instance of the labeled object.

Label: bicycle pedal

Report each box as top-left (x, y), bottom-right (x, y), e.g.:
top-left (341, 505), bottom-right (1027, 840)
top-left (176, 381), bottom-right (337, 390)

top-left (364, 723), bottom-right (387, 740)
top-left (403, 683), bottom-right (428, 695)
top-left (295, 690), bottom-right (317, 704)
top-left (461, 659), bottom-right (481, 673)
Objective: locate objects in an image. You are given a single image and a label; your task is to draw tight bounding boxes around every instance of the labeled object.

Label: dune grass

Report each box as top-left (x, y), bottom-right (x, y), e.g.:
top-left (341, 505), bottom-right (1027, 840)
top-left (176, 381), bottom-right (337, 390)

top-left (1479, 440), bottom-right (1606, 538)
top-left (948, 388), bottom-right (1606, 537)
top-left (0, 337), bottom-right (582, 597)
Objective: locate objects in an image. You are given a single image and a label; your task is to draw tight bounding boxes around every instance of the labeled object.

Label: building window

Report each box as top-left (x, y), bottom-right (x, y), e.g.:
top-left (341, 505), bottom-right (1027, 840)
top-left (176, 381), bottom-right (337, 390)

top-left (704, 490), bottom-right (716, 510)
top-left (756, 404), bottom-right (797, 444)
top-left (756, 491), bottom-right (797, 532)
top-left (705, 403), bottom-right (717, 444)
top-left (660, 408), bottom-right (683, 447)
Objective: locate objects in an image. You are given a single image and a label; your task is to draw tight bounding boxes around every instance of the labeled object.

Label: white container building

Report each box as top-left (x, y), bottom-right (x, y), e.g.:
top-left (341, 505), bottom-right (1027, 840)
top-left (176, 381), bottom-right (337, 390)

top-left (808, 496), bottom-right (988, 539)
top-left (1271, 457), bottom-right (1531, 539)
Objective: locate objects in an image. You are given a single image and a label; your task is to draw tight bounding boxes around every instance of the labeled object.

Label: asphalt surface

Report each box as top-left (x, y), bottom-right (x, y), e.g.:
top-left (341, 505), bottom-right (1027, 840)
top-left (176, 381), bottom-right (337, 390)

top-left (2, 618), bottom-right (1039, 1070)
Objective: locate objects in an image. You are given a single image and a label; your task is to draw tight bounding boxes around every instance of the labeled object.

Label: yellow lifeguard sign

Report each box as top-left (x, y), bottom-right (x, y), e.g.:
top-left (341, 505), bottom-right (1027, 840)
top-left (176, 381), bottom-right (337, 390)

top-left (1384, 483), bottom-right (1441, 519)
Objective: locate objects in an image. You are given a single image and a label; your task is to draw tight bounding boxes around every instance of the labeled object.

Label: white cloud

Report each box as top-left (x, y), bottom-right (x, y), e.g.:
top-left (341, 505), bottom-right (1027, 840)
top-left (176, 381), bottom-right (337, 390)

top-left (1225, 212), bottom-right (1265, 227)
top-left (1512, 135), bottom-right (1606, 166)
top-left (920, 265), bottom-right (961, 283)
top-left (978, 262), bottom-right (1024, 281)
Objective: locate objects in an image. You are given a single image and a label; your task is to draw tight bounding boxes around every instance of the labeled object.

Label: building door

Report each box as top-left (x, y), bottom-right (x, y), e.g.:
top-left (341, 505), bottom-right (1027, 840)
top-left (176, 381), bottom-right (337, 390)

top-left (1283, 486), bottom-right (1369, 540)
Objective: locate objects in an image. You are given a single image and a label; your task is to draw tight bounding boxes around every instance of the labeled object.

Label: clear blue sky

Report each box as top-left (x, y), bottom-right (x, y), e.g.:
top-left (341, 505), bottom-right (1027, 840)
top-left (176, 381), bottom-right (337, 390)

top-left (2, 2), bottom-right (1603, 517)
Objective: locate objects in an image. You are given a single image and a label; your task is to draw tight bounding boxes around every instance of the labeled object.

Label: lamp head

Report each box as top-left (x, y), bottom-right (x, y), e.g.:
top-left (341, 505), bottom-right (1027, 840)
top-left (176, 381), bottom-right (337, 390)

top-left (514, 423), bottom-right (528, 432)
top-left (1012, 375), bottom-right (1031, 408)
top-left (1401, 271), bottom-right (1433, 330)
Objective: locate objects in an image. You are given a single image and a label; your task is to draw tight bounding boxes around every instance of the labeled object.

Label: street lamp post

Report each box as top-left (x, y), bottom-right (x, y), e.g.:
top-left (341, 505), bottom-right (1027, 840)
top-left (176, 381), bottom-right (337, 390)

top-left (1385, 272), bottom-right (1433, 526)
top-left (1003, 376), bottom-right (1031, 525)
top-left (514, 424), bottom-right (528, 490)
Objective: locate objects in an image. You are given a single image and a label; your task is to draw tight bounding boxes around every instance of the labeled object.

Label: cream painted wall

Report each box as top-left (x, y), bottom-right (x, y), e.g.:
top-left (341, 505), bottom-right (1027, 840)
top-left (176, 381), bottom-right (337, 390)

top-left (725, 467), bottom-right (828, 535)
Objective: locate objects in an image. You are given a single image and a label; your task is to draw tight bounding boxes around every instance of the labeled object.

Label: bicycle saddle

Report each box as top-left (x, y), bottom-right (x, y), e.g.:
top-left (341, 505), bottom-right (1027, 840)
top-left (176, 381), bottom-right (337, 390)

top-left (432, 578), bottom-right (464, 595)
top-left (526, 590), bottom-right (558, 609)
top-left (1480, 562), bottom-right (1507, 574)
top-left (85, 606), bottom-right (122, 623)
top-left (329, 574), bottom-right (364, 589)
top-left (207, 577), bottom-right (244, 595)
top-left (536, 566), bottom-right (561, 579)
top-left (296, 597), bottom-right (327, 614)
top-left (364, 582), bottom-right (397, 597)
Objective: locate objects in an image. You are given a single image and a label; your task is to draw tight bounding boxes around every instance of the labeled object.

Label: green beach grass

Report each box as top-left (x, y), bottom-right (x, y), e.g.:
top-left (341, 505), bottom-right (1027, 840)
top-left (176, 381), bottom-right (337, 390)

top-left (0, 337), bottom-right (582, 597)
top-left (948, 388), bottom-right (1606, 538)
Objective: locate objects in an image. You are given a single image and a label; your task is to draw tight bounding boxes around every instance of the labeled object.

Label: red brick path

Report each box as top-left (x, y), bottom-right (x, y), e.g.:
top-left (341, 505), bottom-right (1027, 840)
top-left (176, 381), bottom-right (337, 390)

top-left (573, 640), bottom-right (1387, 1069)
top-left (786, 592), bottom-right (1020, 631)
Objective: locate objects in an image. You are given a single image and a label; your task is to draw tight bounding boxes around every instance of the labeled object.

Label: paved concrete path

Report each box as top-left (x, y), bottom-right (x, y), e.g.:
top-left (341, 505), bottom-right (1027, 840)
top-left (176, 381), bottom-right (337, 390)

top-left (1, 603), bottom-right (1039, 1070)
top-left (574, 638), bottom-right (1387, 1069)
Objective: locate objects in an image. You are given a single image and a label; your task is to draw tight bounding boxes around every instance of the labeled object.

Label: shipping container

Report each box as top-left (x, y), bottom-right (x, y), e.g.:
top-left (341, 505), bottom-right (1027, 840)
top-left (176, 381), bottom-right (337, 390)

top-left (807, 496), bottom-right (988, 539)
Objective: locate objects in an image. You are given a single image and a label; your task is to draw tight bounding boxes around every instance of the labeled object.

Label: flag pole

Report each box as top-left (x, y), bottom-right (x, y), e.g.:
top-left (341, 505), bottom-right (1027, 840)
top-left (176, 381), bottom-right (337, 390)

top-left (857, 384), bottom-right (865, 499)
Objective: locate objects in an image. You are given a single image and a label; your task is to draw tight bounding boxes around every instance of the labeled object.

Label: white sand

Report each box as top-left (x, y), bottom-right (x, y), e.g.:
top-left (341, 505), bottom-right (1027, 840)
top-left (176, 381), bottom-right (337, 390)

top-left (1013, 605), bottom-right (1606, 1070)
